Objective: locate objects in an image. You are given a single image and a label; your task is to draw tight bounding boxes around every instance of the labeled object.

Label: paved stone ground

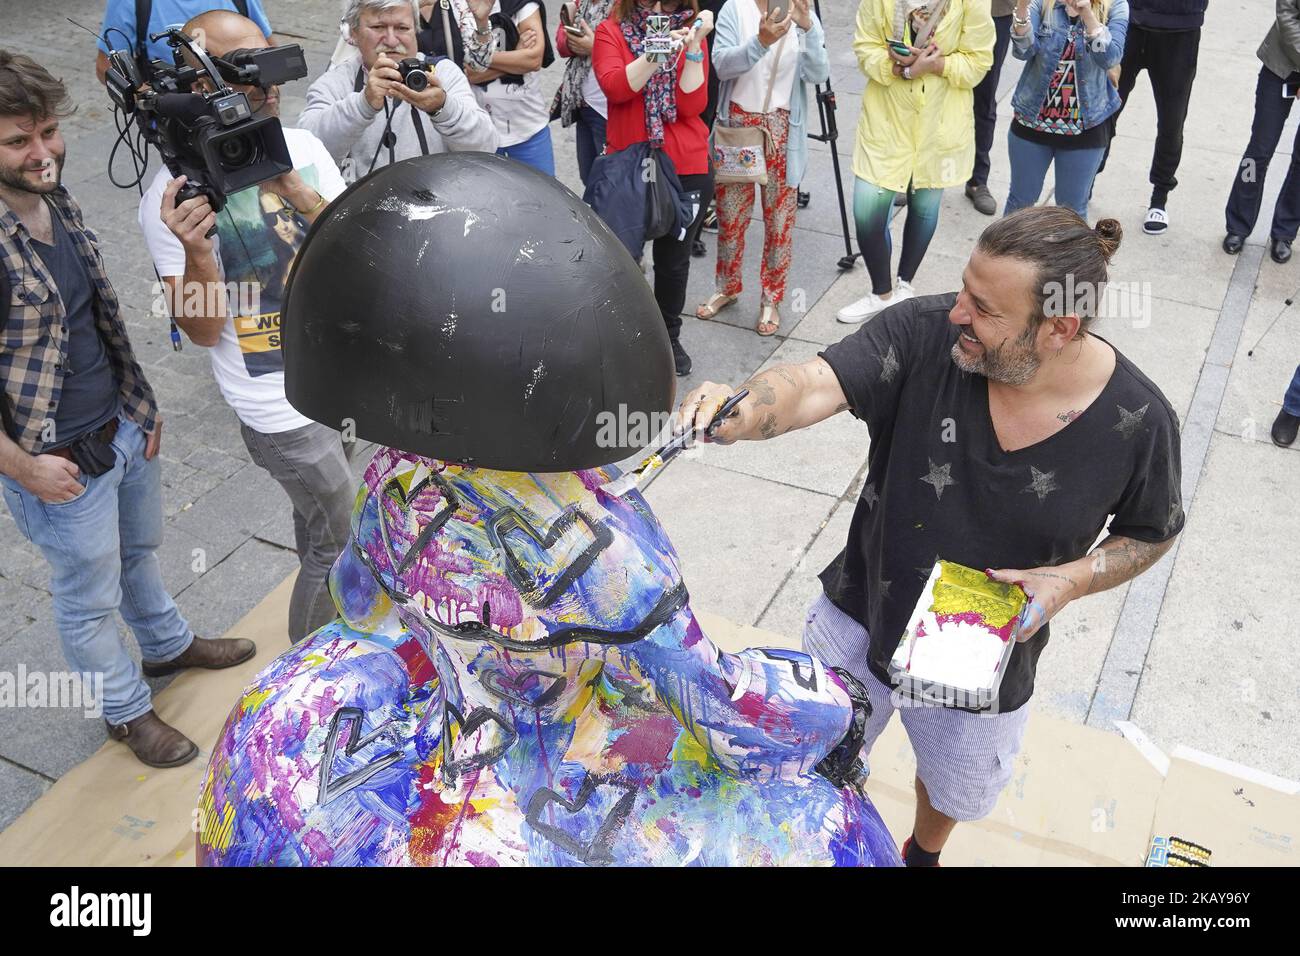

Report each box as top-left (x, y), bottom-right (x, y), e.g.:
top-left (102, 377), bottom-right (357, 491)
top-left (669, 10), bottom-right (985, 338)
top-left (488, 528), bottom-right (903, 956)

top-left (1, 0), bottom-right (1297, 833)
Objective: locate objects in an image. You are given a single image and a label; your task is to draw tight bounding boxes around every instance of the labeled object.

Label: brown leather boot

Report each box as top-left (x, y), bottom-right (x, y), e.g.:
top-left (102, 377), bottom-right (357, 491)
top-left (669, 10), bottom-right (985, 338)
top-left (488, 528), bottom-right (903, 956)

top-left (142, 635), bottom-right (256, 677)
top-left (106, 711), bottom-right (199, 768)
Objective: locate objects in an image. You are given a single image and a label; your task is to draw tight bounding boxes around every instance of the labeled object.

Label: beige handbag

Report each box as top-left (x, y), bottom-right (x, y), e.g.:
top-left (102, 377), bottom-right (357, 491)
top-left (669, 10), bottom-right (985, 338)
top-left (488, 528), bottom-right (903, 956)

top-left (712, 30), bottom-right (790, 185)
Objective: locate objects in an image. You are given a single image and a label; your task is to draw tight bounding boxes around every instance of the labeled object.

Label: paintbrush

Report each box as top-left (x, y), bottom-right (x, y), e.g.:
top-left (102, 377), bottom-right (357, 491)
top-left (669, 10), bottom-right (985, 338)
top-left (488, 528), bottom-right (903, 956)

top-left (602, 389), bottom-right (750, 498)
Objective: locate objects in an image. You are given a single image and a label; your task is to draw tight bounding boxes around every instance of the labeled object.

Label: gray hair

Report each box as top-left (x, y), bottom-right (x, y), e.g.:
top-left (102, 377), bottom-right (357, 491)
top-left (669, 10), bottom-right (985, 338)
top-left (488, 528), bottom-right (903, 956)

top-left (342, 0), bottom-right (421, 32)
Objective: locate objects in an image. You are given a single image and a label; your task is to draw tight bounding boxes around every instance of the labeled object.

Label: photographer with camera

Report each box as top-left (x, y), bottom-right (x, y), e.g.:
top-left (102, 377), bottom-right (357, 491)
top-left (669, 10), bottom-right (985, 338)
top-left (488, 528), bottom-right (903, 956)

top-left (0, 50), bottom-right (254, 769)
top-left (137, 10), bottom-right (353, 645)
top-left (593, 0), bottom-right (716, 376)
top-left (301, 0), bottom-right (497, 183)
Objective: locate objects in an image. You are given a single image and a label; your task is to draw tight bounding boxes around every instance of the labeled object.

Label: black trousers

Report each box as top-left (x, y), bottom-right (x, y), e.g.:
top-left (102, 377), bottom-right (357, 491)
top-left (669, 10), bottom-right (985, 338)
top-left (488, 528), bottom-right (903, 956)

top-left (970, 14), bottom-right (1013, 188)
top-left (1103, 23), bottom-right (1201, 205)
top-left (1226, 66), bottom-right (1300, 241)
top-left (652, 169), bottom-right (715, 341)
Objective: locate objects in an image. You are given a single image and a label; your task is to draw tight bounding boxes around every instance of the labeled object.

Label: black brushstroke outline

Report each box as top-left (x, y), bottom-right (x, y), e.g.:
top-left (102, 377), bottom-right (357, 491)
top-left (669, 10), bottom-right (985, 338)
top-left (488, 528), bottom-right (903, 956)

top-left (486, 505), bottom-right (614, 608)
top-left (524, 773), bottom-right (640, 866)
top-left (317, 707), bottom-right (403, 805)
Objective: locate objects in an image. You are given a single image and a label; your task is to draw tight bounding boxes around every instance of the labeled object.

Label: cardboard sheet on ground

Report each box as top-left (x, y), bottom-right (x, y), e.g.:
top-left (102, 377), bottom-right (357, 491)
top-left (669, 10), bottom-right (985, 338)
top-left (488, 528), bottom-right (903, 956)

top-left (0, 590), bottom-right (1294, 866)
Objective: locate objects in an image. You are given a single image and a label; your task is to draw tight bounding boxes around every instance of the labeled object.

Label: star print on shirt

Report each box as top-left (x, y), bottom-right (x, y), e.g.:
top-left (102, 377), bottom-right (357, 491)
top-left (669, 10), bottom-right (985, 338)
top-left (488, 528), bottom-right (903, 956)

top-left (920, 458), bottom-right (955, 500)
top-left (878, 578), bottom-right (892, 599)
top-left (861, 482), bottom-right (879, 510)
top-left (878, 344), bottom-right (900, 384)
top-left (1021, 466), bottom-right (1060, 502)
top-left (1112, 403), bottom-right (1149, 440)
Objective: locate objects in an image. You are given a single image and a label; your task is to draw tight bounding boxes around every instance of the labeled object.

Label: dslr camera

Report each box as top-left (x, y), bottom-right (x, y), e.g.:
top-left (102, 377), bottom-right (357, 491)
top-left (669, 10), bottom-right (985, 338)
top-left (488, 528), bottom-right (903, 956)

top-left (103, 29), bottom-right (307, 213)
top-left (395, 57), bottom-right (433, 91)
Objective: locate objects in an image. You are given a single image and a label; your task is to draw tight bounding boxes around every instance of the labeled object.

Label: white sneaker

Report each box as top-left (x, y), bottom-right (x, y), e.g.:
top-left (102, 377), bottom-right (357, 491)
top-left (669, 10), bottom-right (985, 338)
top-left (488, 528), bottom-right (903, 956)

top-left (893, 279), bottom-right (916, 303)
top-left (837, 291), bottom-right (895, 324)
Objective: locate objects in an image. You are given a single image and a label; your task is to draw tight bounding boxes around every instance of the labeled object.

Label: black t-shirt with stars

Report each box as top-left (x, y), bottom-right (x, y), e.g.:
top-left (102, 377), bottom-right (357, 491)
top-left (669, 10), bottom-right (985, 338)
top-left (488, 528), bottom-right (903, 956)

top-left (817, 293), bottom-right (1186, 712)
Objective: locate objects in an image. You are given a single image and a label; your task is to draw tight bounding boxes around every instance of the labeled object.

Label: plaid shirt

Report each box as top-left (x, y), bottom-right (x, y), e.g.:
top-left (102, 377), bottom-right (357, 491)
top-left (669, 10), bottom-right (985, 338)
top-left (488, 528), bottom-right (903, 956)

top-left (1, 187), bottom-right (157, 454)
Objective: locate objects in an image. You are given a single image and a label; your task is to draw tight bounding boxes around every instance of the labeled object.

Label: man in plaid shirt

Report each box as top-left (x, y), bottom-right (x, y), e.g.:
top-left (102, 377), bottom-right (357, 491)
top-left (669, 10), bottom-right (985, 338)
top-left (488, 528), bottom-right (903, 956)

top-left (0, 51), bottom-right (255, 768)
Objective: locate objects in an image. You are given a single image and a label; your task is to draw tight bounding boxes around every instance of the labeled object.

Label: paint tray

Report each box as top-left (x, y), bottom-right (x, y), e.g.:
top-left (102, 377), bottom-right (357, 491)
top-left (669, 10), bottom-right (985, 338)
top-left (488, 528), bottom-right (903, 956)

top-left (887, 560), bottom-right (1026, 712)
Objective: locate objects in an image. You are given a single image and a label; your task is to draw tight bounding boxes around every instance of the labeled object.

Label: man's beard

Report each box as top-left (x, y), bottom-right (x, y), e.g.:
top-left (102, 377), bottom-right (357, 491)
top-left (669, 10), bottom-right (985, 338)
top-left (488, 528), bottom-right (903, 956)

top-left (950, 323), bottom-right (1042, 387)
top-left (0, 153), bottom-right (64, 195)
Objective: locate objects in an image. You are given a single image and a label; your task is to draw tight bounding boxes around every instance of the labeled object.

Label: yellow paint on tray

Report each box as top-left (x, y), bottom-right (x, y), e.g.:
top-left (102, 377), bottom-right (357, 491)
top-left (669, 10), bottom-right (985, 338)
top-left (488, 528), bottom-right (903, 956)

top-left (930, 560), bottom-right (1025, 628)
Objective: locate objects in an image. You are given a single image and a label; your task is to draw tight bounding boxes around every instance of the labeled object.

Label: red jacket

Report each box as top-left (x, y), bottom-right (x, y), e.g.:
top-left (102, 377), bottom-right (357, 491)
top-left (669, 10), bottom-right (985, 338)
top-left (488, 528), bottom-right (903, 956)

top-left (591, 18), bottom-right (711, 176)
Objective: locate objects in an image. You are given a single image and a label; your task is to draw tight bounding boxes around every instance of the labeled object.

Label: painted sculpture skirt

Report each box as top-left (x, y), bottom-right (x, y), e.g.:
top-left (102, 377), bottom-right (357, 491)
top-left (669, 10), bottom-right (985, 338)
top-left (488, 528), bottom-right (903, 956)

top-left (197, 447), bottom-right (901, 866)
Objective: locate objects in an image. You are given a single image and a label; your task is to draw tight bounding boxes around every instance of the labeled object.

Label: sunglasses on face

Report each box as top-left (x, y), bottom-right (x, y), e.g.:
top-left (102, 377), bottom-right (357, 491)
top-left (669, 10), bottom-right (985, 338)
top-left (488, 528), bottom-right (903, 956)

top-left (262, 207), bottom-right (303, 228)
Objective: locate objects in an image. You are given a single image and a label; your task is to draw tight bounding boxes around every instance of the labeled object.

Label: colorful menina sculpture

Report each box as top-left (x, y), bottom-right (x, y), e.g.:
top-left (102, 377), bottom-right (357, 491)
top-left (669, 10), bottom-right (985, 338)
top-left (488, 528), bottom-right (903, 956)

top-left (197, 154), bottom-right (899, 866)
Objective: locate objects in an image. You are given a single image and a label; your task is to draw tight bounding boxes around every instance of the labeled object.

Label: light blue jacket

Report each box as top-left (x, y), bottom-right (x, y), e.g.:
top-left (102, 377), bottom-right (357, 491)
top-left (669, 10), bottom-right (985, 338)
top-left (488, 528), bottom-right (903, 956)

top-left (1011, 0), bottom-right (1129, 130)
top-left (711, 1), bottom-right (831, 187)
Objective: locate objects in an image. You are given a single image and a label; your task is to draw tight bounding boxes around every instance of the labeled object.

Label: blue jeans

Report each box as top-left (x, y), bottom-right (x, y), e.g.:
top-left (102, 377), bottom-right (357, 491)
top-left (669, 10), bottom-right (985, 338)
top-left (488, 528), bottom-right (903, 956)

top-left (1285, 365), bottom-right (1300, 416)
top-left (1005, 127), bottom-right (1107, 219)
top-left (575, 105), bottom-right (607, 186)
top-left (853, 178), bottom-right (944, 296)
top-left (497, 125), bottom-right (556, 176)
top-left (0, 412), bottom-right (192, 725)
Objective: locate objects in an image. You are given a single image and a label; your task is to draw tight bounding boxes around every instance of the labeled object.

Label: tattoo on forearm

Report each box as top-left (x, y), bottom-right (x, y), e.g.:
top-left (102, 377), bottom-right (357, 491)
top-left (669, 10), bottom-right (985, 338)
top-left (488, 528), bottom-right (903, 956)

top-left (758, 412), bottom-right (779, 439)
top-left (1085, 536), bottom-right (1172, 595)
top-left (775, 367), bottom-right (798, 388)
top-left (743, 375), bottom-right (778, 407)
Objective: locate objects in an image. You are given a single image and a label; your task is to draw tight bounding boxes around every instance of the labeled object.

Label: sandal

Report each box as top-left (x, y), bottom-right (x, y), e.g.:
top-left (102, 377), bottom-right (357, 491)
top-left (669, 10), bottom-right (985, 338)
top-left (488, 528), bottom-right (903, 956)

top-left (696, 292), bottom-right (737, 320)
top-left (756, 302), bottom-right (780, 337)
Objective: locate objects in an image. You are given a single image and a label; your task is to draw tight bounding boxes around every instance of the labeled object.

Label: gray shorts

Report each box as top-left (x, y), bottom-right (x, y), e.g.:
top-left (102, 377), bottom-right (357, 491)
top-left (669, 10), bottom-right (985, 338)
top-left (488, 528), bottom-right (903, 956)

top-left (802, 592), bottom-right (1028, 822)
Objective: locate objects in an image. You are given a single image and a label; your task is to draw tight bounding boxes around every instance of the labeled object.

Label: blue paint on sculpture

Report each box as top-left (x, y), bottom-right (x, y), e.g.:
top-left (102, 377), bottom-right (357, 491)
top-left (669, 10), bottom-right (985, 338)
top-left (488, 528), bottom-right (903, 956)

top-left (197, 449), bottom-right (900, 866)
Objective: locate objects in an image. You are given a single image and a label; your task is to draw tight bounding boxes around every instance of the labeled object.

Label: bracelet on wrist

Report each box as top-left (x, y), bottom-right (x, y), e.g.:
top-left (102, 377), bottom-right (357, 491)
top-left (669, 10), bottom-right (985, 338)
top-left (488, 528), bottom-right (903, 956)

top-left (295, 192), bottom-right (326, 216)
top-left (684, 47), bottom-right (704, 62)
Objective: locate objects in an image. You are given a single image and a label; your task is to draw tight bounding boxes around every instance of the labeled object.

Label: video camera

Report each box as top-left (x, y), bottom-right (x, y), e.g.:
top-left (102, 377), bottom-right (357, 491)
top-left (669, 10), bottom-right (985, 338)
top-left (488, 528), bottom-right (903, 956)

top-left (103, 29), bottom-right (307, 215)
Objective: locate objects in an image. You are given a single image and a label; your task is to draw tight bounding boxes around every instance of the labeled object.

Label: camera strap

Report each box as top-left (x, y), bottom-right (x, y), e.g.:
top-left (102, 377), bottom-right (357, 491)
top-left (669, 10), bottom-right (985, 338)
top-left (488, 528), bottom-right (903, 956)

top-left (133, 0), bottom-right (251, 63)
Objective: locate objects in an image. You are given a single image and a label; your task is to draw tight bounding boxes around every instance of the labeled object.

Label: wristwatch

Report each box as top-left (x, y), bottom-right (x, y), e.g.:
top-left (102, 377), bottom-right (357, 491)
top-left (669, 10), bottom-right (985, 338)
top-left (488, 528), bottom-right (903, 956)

top-left (902, 65), bottom-right (913, 80)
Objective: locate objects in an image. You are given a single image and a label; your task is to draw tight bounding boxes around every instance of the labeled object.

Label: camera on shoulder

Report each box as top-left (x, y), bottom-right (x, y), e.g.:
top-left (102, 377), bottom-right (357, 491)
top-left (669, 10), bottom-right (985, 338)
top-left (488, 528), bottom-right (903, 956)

top-left (102, 29), bottom-right (308, 214)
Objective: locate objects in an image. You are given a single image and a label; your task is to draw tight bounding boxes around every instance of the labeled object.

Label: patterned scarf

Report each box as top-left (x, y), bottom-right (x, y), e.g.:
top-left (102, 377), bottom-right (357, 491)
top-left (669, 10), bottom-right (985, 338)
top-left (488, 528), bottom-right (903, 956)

top-left (621, 6), bottom-right (695, 148)
top-left (553, 0), bottom-right (617, 127)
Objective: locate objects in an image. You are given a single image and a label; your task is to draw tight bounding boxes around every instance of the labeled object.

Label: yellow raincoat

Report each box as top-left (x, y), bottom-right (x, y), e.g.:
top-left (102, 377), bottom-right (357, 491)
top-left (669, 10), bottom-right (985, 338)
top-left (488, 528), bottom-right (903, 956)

top-left (853, 0), bottom-right (995, 192)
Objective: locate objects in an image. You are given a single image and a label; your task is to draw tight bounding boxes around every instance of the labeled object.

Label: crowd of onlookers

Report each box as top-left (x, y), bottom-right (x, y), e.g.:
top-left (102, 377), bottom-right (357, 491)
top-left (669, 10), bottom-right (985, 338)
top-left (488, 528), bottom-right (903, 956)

top-left (0, 0), bottom-right (1298, 768)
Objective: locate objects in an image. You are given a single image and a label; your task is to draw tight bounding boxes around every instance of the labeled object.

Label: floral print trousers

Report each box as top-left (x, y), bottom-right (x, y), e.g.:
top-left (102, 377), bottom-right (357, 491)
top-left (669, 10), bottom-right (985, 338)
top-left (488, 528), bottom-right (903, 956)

top-left (714, 103), bottom-right (797, 306)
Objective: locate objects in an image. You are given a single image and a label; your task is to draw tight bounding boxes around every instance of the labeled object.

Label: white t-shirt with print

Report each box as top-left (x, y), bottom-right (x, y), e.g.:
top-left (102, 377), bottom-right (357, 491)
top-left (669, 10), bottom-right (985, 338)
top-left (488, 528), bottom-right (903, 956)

top-left (477, 1), bottom-right (551, 146)
top-left (139, 127), bottom-right (347, 434)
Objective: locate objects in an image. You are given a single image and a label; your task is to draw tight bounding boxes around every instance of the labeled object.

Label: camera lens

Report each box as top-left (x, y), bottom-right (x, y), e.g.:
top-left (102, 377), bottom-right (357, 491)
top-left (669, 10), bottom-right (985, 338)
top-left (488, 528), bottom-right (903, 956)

top-left (217, 133), bottom-right (257, 170)
top-left (404, 68), bottom-right (428, 92)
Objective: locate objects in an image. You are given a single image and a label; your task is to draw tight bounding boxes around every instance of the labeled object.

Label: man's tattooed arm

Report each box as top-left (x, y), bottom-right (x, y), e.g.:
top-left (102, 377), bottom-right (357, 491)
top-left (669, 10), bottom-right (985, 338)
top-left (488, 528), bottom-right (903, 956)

top-left (1078, 535), bottom-right (1177, 596)
top-left (732, 358), bottom-right (852, 441)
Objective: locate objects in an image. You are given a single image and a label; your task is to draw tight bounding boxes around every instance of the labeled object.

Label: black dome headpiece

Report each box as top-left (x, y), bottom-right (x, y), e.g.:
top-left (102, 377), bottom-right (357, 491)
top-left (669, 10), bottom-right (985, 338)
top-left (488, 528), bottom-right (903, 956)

top-left (282, 153), bottom-right (674, 471)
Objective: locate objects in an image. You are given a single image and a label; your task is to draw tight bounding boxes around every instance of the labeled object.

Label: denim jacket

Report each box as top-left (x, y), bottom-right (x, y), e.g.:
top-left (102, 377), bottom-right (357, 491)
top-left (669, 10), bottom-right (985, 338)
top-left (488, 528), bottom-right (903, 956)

top-left (1011, 0), bottom-right (1129, 130)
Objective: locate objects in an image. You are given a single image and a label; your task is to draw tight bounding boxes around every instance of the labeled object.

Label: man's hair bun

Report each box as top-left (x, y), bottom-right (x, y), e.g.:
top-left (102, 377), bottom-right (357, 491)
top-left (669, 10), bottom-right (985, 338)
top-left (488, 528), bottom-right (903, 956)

top-left (1094, 218), bottom-right (1122, 261)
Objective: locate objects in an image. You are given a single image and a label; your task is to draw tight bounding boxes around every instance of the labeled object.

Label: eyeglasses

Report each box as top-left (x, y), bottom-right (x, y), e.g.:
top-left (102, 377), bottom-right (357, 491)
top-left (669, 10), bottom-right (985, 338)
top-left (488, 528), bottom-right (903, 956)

top-left (261, 207), bottom-right (303, 228)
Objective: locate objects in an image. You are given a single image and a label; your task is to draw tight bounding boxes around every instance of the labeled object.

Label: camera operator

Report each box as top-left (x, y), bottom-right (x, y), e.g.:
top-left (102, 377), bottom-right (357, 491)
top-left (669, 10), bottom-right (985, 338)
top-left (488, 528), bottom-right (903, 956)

top-left (0, 50), bottom-right (254, 769)
top-left (137, 10), bottom-right (353, 645)
top-left (300, 0), bottom-right (498, 183)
